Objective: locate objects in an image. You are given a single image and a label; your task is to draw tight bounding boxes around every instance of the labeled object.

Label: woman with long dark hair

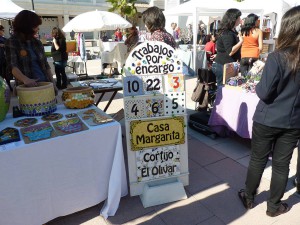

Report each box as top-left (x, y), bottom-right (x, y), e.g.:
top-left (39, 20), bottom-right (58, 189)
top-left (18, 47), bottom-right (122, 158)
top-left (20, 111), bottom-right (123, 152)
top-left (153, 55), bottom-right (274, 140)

top-left (240, 13), bottom-right (263, 76)
top-left (212, 8), bottom-right (243, 86)
top-left (238, 6), bottom-right (300, 217)
top-left (51, 27), bottom-right (68, 89)
top-left (142, 6), bottom-right (176, 48)
top-left (5, 10), bottom-right (56, 93)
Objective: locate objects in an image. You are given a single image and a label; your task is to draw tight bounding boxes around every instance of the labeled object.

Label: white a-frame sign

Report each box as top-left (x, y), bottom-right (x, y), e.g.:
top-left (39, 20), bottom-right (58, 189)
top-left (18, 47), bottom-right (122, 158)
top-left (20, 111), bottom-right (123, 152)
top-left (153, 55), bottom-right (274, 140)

top-left (123, 41), bottom-right (189, 207)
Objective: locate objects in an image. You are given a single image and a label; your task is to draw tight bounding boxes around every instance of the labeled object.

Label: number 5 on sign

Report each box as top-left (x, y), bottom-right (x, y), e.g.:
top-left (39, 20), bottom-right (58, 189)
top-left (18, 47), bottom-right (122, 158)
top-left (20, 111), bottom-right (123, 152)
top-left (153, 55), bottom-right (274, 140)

top-left (164, 74), bottom-right (184, 92)
top-left (123, 76), bottom-right (144, 97)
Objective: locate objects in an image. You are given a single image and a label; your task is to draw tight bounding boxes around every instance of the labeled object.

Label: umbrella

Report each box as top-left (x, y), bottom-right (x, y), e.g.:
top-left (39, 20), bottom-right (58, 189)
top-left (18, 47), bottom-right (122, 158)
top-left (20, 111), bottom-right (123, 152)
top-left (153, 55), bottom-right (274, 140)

top-left (0, 0), bottom-right (24, 19)
top-left (62, 10), bottom-right (132, 32)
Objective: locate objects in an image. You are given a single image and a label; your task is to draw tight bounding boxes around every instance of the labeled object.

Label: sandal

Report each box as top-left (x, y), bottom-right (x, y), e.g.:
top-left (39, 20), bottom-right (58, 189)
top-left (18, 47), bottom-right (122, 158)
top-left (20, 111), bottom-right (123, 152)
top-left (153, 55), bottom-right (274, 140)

top-left (238, 189), bottom-right (254, 209)
top-left (266, 202), bottom-right (290, 217)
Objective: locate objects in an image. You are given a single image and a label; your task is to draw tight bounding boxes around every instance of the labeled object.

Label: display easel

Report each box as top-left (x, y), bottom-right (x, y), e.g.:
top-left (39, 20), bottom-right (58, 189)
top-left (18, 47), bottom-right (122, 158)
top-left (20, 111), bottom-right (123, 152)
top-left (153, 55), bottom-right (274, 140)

top-left (122, 41), bottom-right (189, 207)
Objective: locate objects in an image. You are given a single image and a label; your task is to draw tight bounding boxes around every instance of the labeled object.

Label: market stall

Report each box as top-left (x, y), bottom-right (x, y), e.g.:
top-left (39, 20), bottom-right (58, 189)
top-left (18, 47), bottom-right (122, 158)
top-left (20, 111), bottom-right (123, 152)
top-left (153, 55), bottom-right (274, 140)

top-left (0, 98), bottom-right (127, 225)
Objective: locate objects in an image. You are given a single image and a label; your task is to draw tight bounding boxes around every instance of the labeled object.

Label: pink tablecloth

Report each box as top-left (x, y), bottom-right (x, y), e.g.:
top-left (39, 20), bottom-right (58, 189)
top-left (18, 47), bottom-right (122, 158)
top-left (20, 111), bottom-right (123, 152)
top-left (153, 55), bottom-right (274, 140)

top-left (208, 87), bottom-right (260, 139)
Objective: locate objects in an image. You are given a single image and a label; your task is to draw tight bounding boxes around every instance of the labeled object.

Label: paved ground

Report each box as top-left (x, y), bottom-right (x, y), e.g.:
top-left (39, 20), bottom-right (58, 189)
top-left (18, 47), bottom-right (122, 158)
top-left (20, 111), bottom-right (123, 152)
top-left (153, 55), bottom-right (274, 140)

top-left (11, 59), bottom-right (300, 225)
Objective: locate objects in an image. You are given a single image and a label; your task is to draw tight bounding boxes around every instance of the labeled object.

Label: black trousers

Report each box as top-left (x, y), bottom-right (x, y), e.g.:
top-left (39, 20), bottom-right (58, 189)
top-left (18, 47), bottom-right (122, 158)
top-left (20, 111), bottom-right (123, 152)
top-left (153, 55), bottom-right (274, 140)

top-left (54, 61), bottom-right (67, 88)
top-left (240, 57), bottom-right (258, 76)
top-left (245, 122), bottom-right (300, 212)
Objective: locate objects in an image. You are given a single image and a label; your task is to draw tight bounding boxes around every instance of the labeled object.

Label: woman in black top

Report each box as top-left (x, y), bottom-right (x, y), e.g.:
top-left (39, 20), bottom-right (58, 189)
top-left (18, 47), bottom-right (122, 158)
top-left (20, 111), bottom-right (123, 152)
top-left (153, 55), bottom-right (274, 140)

top-left (212, 8), bottom-right (243, 86)
top-left (51, 27), bottom-right (68, 89)
top-left (238, 6), bottom-right (300, 217)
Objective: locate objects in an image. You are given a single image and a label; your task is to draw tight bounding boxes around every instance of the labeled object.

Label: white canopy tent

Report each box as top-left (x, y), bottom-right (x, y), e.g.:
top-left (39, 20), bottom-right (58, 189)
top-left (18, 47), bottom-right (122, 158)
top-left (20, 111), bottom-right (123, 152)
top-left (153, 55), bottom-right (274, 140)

top-left (164, 0), bottom-right (291, 75)
top-left (0, 0), bottom-right (24, 20)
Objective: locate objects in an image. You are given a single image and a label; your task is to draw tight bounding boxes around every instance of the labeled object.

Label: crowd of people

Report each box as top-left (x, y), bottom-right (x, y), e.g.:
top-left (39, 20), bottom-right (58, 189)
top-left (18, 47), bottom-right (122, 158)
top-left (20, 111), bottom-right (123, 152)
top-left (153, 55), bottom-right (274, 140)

top-left (1, 5), bottom-right (300, 219)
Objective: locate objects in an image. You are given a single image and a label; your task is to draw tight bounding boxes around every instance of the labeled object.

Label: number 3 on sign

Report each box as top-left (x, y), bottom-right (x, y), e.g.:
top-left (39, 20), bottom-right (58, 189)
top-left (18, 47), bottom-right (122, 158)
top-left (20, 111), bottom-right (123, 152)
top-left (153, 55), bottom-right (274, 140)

top-left (123, 76), bottom-right (144, 96)
top-left (164, 74), bottom-right (184, 92)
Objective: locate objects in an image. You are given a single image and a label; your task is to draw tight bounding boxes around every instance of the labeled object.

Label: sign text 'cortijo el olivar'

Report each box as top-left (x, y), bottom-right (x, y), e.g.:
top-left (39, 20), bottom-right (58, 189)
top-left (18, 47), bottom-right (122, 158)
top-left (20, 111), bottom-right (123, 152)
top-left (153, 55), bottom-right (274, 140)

top-left (130, 116), bottom-right (185, 151)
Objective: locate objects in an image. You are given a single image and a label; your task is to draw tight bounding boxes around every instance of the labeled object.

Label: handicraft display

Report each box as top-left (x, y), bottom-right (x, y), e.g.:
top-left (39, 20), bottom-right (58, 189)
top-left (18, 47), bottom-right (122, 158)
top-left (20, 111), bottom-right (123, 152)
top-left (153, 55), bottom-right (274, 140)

top-left (14, 118), bottom-right (38, 127)
top-left (123, 41), bottom-right (189, 194)
top-left (0, 77), bottom-right (11, 122)
top-left (0, 127), bottom-right (21, 145)
top-left (21, 122), bottom-right (56, 144)
top-left (16, 82), bottom-right (57, 116)
top-left (41, 113), bottom-right (63, 121)
top-left (52, 117), bottom-right (88, 136)
top-left (78, 108), bottom-right (113, 126)
top-left (62, 86), bottom-right (94, 109)
top-left (136, 146), bottom-right (181, 182)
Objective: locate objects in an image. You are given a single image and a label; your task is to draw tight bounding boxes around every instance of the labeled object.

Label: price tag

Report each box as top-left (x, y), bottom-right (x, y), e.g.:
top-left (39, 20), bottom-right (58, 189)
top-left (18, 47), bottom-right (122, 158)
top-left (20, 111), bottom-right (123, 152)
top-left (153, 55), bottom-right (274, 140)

top-left (142, 75), bottom-right (164, 95)
top-left (123, 76), bottom-right (144, 97)
top-left (164, 74), bottom-right (184, 92)
top-left (164, 92), bottom-right (186, 116)
top-left (124, 98), bottom-right (146, 120)
top-left (145, 95), bottom-right (164, 117)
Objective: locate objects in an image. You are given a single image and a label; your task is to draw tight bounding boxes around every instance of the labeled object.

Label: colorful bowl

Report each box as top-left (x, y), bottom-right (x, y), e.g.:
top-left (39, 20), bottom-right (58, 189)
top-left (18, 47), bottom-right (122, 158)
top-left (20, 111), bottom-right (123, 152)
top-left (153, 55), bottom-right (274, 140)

top-left (16, 82), bottom-right (56, 116)
top-left (62, 86), bottom-right (94, 109)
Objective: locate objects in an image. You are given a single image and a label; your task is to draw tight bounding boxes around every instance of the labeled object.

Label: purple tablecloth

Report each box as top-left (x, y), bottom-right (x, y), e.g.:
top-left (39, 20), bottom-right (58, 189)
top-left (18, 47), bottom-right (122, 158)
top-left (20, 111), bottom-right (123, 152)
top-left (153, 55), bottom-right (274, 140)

top-left (208, 87), bottom-right (260, 139)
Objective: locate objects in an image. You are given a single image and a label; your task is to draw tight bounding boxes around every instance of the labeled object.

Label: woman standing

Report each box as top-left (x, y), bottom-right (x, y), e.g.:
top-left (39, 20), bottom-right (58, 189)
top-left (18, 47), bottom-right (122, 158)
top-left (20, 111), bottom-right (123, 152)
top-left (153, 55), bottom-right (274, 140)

top-left (5, 10), bottom-right (57, 93)
top-left (213, 8), bottom-right (243, 86)
top-left (142, 6), bottom-right (176, 48)
top-left (240, 14), bottom-right (263, 76)
top-left (51, 27), bottom-right (68, 89)
top-left (238, 6), bottom-right (300, 217)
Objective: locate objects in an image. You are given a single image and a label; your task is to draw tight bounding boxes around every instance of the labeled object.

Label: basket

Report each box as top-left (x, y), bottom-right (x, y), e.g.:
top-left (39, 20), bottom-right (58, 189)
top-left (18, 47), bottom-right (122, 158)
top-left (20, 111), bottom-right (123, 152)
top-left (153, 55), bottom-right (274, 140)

top-left (16, 82), bottom-right (57, 116)
top-left (62, 86), bottom-right (94, 109)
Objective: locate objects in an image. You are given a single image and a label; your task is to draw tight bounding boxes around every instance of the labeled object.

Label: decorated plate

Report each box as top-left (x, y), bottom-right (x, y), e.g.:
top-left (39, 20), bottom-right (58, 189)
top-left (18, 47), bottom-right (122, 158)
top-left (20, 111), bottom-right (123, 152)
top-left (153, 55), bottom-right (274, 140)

top-left (21, 122), bottom-right (56, 144)
top-left (52, 117), bottom-right (88, 136)
top-left (0, 127), bottom-right (21, 145)
top-left (41, 113), bottom-right (63, 121)
top-left (14, 118), bottom-right (38, 127)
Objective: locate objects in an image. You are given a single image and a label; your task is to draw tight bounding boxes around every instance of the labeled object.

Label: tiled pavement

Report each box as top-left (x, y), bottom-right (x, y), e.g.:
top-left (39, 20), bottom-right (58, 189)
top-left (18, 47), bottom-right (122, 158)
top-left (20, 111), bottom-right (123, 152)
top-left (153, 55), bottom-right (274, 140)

top-left (12, 59), bottom-right (300, 225)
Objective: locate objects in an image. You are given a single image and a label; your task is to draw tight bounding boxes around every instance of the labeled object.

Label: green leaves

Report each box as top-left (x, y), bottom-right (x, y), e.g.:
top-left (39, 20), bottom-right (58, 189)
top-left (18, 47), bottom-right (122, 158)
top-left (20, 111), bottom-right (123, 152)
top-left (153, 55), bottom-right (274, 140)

top-left (106, 0), bottom-right (138, 25)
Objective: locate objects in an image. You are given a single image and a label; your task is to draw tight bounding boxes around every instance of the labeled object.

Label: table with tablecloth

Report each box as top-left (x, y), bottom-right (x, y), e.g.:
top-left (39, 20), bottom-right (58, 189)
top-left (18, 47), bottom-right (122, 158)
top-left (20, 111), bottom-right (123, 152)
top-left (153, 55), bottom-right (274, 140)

top-left (208, 86), bottom-right (260, 139)
top-left (0, 105), bottom-right (128, 225)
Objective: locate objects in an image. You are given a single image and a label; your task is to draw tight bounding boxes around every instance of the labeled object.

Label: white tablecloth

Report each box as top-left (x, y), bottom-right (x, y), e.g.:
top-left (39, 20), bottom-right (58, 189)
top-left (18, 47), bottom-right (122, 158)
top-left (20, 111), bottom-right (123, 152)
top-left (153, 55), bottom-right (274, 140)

top-left (100, 43), bottom-right (127, 72)
top-left (0, 105), bottom-right (128, 225)
top-left (100, 41), bottom-right (124, 52)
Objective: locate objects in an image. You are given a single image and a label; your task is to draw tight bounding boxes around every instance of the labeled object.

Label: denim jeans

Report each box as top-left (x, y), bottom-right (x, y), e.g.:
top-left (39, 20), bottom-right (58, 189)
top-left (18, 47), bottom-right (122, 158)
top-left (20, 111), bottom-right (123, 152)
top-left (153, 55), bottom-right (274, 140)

top-left (240, 57), bottom-right (258, 76)
top-left (244, 122), bottom-right (300, 212)
top-left (211, 62), bottom-right (223, 86)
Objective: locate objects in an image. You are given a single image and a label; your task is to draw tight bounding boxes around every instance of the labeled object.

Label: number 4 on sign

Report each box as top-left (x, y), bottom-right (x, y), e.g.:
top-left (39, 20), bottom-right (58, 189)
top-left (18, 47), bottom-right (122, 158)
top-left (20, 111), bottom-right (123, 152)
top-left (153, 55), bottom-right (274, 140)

top-left (124, 98), bottom-right (146, 119)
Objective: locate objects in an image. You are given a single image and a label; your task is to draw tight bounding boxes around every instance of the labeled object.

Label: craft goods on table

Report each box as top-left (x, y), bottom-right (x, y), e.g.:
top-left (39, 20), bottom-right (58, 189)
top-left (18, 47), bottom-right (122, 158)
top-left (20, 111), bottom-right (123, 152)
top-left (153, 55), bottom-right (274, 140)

top-left (14, 118), bottom-right (38, 127)
top-left (21, 122), bottom-right (56, 144)
top-left (62, 86), bottom-right (94, 109)
top-left (41, 113), bottom-right (63, 121)
top-left (0, 127), bottom-right (20, 145)
top-left (52, 117), bottom-right (88, 135)
top-left (78, 108), bottom-right (114, 126)
top-left (0, 77), bottom-right (11, 122)
top-left (16, 82), bottom-right (57, 116)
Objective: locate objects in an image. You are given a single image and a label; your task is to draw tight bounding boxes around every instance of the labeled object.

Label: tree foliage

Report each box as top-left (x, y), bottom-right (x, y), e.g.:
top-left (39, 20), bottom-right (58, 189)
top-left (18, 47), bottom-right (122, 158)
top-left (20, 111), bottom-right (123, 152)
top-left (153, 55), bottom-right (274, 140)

top-left (106, 0), bottom-right (138, 25)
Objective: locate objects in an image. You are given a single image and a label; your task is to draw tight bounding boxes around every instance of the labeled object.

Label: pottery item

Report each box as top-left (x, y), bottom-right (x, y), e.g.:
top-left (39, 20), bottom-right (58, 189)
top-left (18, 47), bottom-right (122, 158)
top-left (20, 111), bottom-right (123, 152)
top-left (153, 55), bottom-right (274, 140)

top-left (62, 86), bottom-right (94, 109)
top-left (0, 77), bottom-right (11, 122)
top-left (16, 82), bottom-right (57, 116)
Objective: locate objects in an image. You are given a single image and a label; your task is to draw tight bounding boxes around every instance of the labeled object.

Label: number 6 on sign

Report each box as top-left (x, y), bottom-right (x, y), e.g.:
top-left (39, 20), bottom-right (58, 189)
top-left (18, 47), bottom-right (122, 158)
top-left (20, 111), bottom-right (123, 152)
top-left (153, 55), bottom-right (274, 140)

top-left (145, 96), bottom-right (164, 117)
top-left (123, 76), bottom-right (144, 96)
top-left (164, 74), bottom-right (184, 92)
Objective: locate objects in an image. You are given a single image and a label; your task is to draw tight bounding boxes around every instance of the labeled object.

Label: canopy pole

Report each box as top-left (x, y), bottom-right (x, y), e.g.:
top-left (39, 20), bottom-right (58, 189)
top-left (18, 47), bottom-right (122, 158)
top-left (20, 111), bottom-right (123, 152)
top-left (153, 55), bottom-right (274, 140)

top-left (31, 0), bottom-right (35, 10)
top-left (192, 8), bottom-right (198, 77)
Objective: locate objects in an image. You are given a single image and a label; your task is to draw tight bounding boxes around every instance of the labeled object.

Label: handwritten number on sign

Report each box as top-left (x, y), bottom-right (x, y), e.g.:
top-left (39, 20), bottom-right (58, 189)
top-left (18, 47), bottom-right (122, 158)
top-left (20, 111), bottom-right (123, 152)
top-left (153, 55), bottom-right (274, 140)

top-left (172, 98), bottom-right (178, 109)
top-left (152, 102), bottom-right (159, 113)
top-left (146, 78), bottom-right (160, 91)
top-left (131, 104), bottom-right (139, 115)
top-left (172, 77), bottom-right (180, 89)
top-left (127, 80), bottom-right (140, 93)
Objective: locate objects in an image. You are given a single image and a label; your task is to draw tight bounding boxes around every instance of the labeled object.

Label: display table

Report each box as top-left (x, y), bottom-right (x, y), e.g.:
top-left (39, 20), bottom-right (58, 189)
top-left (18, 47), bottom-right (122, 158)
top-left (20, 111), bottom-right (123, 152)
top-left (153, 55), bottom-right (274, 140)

top-left (70, 79), bottom-right (123, 112)
top-left (208, 87), bottom-right (259, 139)
top-left (100, 41), bottom-right (124, 52)
top-left (0, 105), bottom-right (128, 225)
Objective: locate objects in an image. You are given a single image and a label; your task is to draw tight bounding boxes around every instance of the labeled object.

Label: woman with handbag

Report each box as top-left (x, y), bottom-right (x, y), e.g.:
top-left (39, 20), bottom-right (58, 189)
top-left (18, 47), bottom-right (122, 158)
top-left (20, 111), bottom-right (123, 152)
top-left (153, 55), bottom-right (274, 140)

top-left (51, 27), bottom-right (68, 89)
